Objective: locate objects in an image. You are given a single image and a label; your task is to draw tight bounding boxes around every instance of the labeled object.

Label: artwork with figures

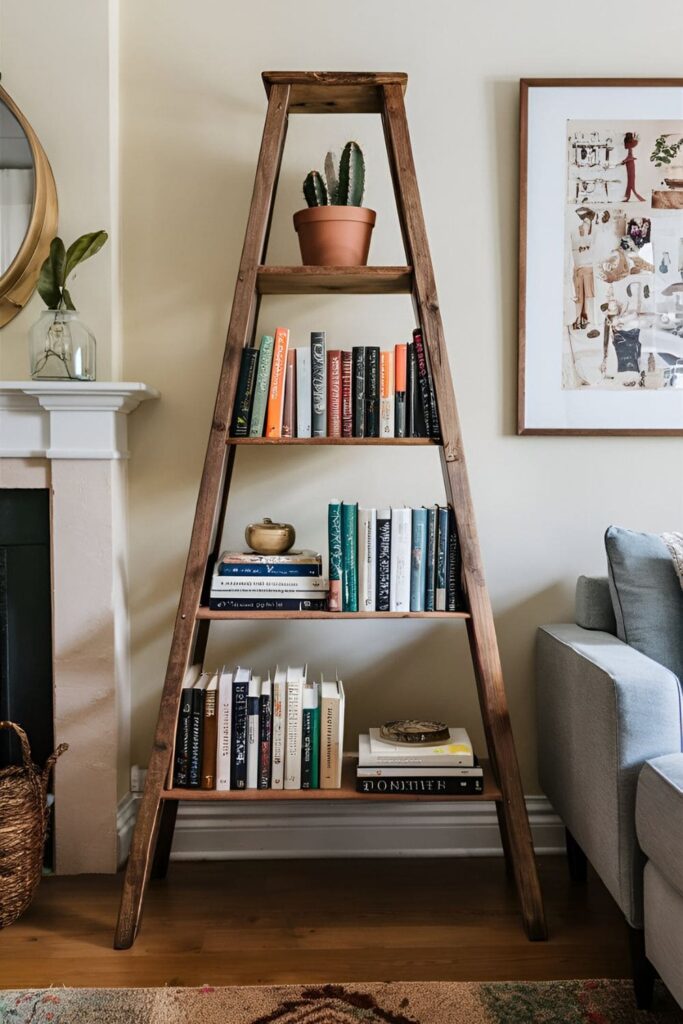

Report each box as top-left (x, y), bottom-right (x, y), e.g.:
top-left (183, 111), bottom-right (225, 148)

top-left (564, 119), bottom-right (683, 391)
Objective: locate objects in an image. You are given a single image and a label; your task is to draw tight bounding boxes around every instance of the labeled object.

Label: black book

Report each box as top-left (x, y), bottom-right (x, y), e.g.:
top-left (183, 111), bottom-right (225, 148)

top-left (301, 706), bottom-right (314, 789)
top-left (412, 328), bottom-right (440, 439)
top-left (364, 346), bottom-right (380, 438)
top-left (376, 509), bottom-right (391, 612)
top-left (407, 341), bottom-right (427, 437)
top-left (356, 776), bottom-right (484, 795)
top-left (188, 684), bottom-right (206, 788)
top-left (352, 346), bottom-right (366, 437)
top-left (424, 505), bottom-right (438, 612)
top-left (172, 684), bottom-right (193, 787)
top-left (209, 596), bottom-right (328, 611)
top-left (311, 331), bottom-right (326, 437)
top-left (231, 675), bottom-right (249, 790)
top-left (230, 346), bottom-right (259, 437)
top-left (258, 686), bottom-right (272, 789)
top-left (446, 507), bottom-right (465, 612)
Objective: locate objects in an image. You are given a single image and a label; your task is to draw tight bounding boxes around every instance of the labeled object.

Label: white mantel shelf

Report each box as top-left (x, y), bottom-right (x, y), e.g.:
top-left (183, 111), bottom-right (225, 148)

top-left (0, 381), bottom-right (159, 459)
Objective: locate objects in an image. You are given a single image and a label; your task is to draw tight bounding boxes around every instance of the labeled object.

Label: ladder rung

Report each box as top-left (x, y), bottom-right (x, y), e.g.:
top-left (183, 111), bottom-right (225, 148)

top-left (257, 266), bottom-right (413, 295)
top-left (227, 437), bottom-right (438, 447)
top-left (262, 72), bottom-right (407, 114)
top-left (196, 609), bottom-right (470, 621)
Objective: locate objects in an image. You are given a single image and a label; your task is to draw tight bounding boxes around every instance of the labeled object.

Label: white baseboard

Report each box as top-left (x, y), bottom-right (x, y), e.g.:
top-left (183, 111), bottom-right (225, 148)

top-left (117, 792), bottom-right (563, 861)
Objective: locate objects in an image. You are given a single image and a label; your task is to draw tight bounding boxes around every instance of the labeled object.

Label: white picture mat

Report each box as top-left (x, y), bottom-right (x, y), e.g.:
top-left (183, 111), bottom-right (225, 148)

top-left (523, 85), bottom-right (683, 431)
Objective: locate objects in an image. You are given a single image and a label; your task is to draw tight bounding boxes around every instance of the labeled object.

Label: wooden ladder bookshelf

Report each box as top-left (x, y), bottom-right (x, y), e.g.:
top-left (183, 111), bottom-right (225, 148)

top-left (114, 71), bottom-right (547, 949)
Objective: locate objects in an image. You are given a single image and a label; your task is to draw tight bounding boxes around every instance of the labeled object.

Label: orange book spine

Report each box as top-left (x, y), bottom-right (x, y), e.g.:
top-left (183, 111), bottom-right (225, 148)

top-left (265, 327), bottom-right (290, 438)
top-left (327, 350), bottom-right (342, 438)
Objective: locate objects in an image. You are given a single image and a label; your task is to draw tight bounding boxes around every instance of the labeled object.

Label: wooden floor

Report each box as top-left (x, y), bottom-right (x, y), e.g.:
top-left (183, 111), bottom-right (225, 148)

top-left (0, 856), bottom-right (630, 989)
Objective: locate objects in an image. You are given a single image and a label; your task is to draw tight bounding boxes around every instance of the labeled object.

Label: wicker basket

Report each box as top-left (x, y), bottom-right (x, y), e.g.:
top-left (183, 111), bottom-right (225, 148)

top-left (0, 721), bottom-right (67, 928)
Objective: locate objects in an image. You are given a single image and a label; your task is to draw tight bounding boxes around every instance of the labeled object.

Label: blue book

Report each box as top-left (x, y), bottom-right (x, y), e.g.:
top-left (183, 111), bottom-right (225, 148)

top-left (217, 562), bottom-right (321, 577)
top-left (341, 502), bottom-right (358, 612)
top-left (424, 506), bottom-right (438, 612)
top-left (436, 506), bottom-right (449, 611)
top-left (410, 507), bottom-right (428, 612)
top-left (328, 500), bottom-right (343, 612)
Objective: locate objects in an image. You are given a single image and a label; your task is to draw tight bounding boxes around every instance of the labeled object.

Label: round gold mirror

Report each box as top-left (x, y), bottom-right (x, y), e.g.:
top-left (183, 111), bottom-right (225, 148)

top-left (0, 84), bottom-right (58, 328)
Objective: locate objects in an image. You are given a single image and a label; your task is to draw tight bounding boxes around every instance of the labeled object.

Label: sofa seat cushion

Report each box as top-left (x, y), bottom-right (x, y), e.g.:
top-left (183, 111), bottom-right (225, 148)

top-left (636, 754), bottom-right (683, 897)
top-left (605, 526), bottom-right (683, 681)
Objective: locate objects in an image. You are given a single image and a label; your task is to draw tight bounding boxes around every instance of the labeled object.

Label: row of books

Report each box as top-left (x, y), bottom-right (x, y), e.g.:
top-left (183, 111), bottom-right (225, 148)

top-left (230, 327), bottom-right (440, 440)
top-left (356, 728), bottom-right (484, 795)
top-left (209, 550), bottom-right (328, 612)
top-left (172, 665), bottom-right (345, 791)
top-left (328, 503), bottom-right (464, 613)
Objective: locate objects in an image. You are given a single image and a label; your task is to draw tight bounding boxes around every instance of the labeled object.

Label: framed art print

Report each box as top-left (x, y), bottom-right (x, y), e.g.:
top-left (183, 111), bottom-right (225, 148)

top-left (519, 79), bottom-right (683, 434)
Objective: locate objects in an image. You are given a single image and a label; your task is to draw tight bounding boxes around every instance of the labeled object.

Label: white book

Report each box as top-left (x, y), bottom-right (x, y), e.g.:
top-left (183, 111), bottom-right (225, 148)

top-left (358, 507), bottom-right (377, 612)
top-left (359, 728), bottom-right (474, 767)
top-left (246, 675), bottom-right (261, 789)
top-left (215, 666), bottom-right (233, 791)
top-left (357, 764), bottom-right (483, 778)
top-left (296, 348), bottom-right (312, 437)
top-left (390, 506), bottom-right (412, 611)
top-left (320, 676), bottom-right (345, 789)
top-left (284, 665), bottom-right (306, 789)
top-left (270, 666), bottom-right (286, 789)
top-left (211, 576), bottom-right (329, 594)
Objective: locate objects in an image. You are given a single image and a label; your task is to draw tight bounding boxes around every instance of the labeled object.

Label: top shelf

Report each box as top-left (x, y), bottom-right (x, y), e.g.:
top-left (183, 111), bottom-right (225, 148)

top-left (257, 266), bottom-right (413, 296)
top-left (262, 72), bottom-right (408, 114)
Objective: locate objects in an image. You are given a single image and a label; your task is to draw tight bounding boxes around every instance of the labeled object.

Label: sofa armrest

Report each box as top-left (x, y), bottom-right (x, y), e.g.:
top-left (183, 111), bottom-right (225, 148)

top-left (536, 623), bottom-right (682, 927)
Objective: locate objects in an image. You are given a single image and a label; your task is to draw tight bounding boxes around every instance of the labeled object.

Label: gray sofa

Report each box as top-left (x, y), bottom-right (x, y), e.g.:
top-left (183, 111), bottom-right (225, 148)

top-left (536, 526), bottom-right (683, 1008)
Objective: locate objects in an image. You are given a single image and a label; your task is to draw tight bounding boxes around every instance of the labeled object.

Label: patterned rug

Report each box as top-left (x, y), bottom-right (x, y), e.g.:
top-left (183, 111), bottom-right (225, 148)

top-left (0, 980), bottom-right (681, 1023)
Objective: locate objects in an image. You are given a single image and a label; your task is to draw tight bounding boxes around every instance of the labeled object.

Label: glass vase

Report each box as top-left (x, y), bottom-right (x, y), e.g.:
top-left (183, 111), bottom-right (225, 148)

top-left (29, 309), bottom-right (96, 381)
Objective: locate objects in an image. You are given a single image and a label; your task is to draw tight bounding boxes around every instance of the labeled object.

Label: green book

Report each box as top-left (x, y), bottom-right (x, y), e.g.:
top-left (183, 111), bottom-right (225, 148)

top-left (341, 502), bottom-right (358, 612)
top-left (310, 703), bottom-right (320, 789)
top-left (248, 335), bottom-right (274, 437)
top-left (328, 500), bottom-right (342, 612)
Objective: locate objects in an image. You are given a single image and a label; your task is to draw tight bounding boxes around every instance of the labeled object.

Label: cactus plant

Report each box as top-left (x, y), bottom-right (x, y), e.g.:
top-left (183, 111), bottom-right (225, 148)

top-left (302, 141), bottom-right (365, 207)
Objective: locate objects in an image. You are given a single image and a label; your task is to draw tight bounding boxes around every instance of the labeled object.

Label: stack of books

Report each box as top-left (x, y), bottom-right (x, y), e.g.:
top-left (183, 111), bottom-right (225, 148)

top-left (230, 327), bottom-right (440, 440)
top-left (209, 550), bottom-right (328, 612)
top-left (328, 502), bottom-right (464, 613)
top-left (172, 665), bottom-right (345, 791)
top-left (356, 728), bottom-right (483, 795)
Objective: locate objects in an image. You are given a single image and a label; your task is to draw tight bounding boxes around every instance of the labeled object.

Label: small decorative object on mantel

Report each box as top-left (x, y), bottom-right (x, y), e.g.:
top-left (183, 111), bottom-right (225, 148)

top-left (29, 230), bottom-right (107, 381)
top-left (293, 141), bottom-right (375, 266)
top-left (379, 720), bottom-right (450, 745)
top-left (245, 517), bottom-right (296, 555)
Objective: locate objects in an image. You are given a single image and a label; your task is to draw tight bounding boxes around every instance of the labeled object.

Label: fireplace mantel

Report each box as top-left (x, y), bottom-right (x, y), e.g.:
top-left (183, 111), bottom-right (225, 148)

top-left (0, 380), bottom-right (158, 873)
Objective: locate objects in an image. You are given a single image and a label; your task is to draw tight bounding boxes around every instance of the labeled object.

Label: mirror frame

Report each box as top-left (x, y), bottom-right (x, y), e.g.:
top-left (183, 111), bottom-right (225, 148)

top-left (0, 83), bottom-right (58, 328)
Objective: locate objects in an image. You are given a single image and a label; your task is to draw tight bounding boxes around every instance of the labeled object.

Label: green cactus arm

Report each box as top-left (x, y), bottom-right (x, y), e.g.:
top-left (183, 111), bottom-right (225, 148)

top-left (303, 170), bottom-right (329, 207)
top-left (337, 141), bottom-right (365, 207)
top-left (324, 151), bottom-right (339, 205)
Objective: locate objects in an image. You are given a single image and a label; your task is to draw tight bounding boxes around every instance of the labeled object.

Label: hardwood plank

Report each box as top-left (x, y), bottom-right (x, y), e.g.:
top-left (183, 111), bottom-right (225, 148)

top-left (228, 436), bottom-right (436, 446)
top-left (196, 609), bottom-right (470, 620)
top-left (262, 71), bottom-right (408, 114)
top-left (257, 266), bottom-right (413, 294)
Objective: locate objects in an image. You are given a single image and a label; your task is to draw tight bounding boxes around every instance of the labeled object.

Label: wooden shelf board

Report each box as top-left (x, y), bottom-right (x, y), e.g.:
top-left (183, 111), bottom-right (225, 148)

top-left (164, 756), bottom-right (499, 802)
top-left (257, 266), bottom-right (413, 295)
top-left (196, 608), bottom-right (470, 621)
top-left (262, 72), bottom-right (408, 115)
top-left (228, 437), bottom-right (438, 446)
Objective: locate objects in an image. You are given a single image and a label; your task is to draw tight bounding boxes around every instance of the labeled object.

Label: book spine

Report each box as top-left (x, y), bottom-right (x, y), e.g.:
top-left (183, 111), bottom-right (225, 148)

top-left (447, 506), bottom-right (464, 612)
top-left (341, 350), bottom-right (353, 437)
top-left (200, 686), bottom-right (218, 789)
top-left (410, 507), bottom-right (428, 612)
top-left (211, 577), bottom-right (328, 593)
top-left (217, 562), bottom-right (321, 577)
top-left (357, 777), bottom-right (484, 795)
top-left (341, 502), bottom-right (358, 612)
top-left (281, 349), bottom-right (297, 438)
top-left (380, 349), bottom-right (394, 437)
top-left (209, 597), bottom-right (327, 611)
top-left (219, 552), bottom-right (322, 565)
top-left (311, 331), bottom-right (326, 437)
top-left (230, 680), bottom-right (248, 789)
top-left (258, 690), bottom-right (272, 789)
top-left (246, 687), bottom-right (260, 789)
top-left (376, 509), bottom-right (391, 613)
top-left (320, 695), bottom-right (340, 790)
top-left (173, 688), bottom-right (193, 787)
top-left (394, 343), bottom-right (407, 438)
top-left (358, 507), bottom-right (377, 612)
top-left (436, 506), bottom-right (449, 611)
top-left (390, 508), bottom-right (412, 612)
top-left (327, 500), bottom-right (343, 613)
top-left (301, 706), bottom-right (313, 789)
top-left (230, 347), bottom-right (259, 437)
top-left (352, 346), bottom-right (366, 438)
top-left (265, 327), bottom-right (289, 438)
top-left (248, 335), bottom-right (274, 437)
top-left (412, 327), bottom-right (440, 438)
top-left (424, 506), bottom-right (438, 613)
top-left (310, 704), bottom-right (320, 789)
top-left (271, 677), bottom-right (285, 790)
top-left (296, 348), bottom-right (312, 438)
top-left (364, 346), bottom-right (380, 438)
top-left (188, 687), bottom-right (205, 788)
top-left (216, 677), bottom-right (232, 791)
top-left (407, 340), bottom-right (427, 437)
top-left (326, 350), bottom-right (342, 437)
top-left (284, 678), bottom-right (303, 789)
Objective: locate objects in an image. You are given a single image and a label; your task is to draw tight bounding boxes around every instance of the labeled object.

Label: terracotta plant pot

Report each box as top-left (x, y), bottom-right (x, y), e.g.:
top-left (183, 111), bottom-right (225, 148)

top-left (293, 207), bottom-right (376, 266)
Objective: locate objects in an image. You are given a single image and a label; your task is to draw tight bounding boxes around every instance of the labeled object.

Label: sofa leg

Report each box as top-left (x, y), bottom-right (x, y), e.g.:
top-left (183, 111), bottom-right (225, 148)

top-left (565, 827), bottom-right (588, 882)
top-left (629, 926), bottom-right (655, 1010)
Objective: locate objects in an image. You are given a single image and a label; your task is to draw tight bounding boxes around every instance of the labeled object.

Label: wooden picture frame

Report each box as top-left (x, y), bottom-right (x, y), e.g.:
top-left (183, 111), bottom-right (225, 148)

top-left (518, 78), bottom-right (683, 435)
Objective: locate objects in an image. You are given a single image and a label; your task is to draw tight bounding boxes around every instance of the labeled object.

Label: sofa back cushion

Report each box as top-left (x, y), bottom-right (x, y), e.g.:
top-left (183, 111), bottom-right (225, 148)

top-left (605, 526), bottom-right (683, 680)
top-left (575, 575), bottom-right (617, 633)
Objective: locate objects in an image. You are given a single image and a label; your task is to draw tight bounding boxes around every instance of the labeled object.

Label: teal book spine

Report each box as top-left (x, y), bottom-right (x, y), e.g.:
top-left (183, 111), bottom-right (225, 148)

top-left (424, 506), bottom-right (438, 612)
top-left (310, 705), bottom-right (320, 789)
top-left (328, 501), bottom-right (343, 612)
top-left (248, 335), bottom-right (274, 437)
top-left (341, 502), bottom-right (358, 612)
top-left (410, 507), bottom-right (428, 612)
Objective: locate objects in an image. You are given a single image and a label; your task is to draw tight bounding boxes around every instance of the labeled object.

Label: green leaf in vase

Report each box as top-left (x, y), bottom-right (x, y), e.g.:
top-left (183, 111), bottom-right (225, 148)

top-left (64, 230), bottom-right (108, 281)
